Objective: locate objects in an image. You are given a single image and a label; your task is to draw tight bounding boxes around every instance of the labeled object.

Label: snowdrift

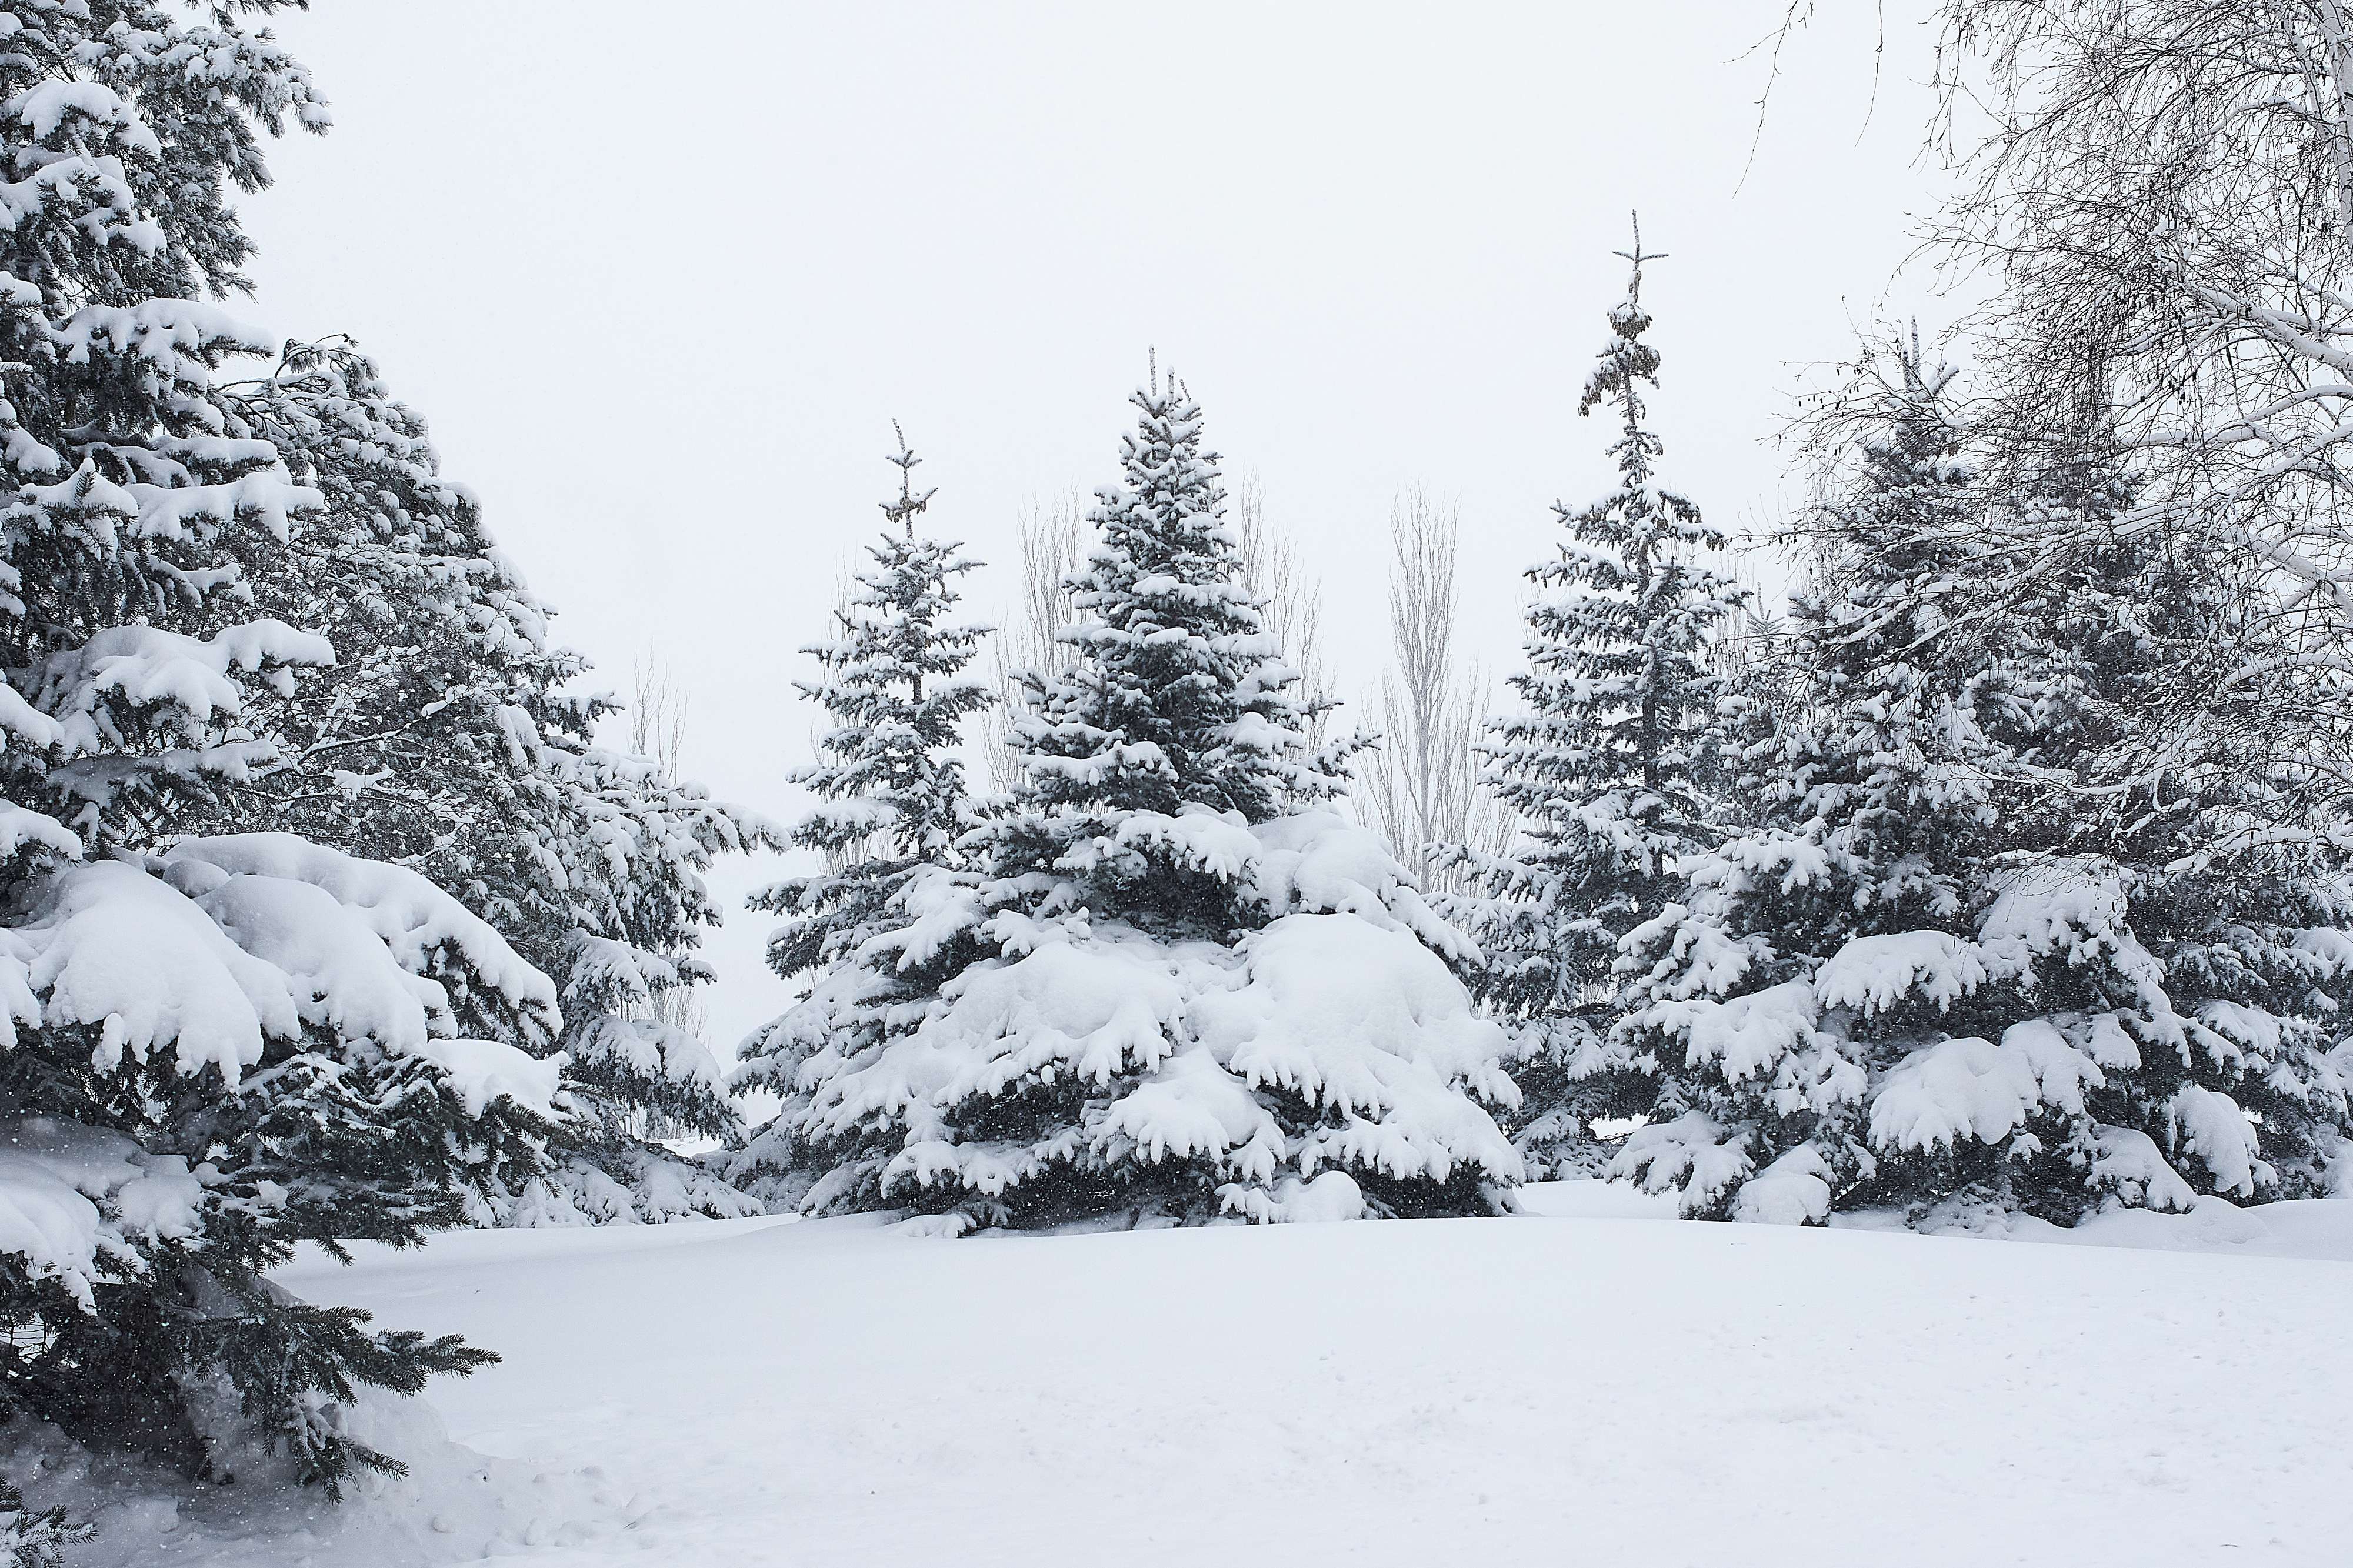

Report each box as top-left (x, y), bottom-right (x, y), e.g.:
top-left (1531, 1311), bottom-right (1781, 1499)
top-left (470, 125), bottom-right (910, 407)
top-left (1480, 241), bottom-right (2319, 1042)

top-left (26, 1186), bottom-right (2348, 1567)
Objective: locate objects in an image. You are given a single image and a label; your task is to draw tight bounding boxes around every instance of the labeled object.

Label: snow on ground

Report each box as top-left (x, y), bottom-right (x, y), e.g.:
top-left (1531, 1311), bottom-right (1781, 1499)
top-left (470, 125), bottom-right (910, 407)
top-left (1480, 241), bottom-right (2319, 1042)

top-left (68, 1184), bottom-right (2353, 1566)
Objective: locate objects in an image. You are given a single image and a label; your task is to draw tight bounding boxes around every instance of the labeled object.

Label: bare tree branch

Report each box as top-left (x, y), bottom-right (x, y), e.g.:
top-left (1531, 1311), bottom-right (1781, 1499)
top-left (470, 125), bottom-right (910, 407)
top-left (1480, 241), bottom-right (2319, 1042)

top-left (631, 652), bottom-right (690, 782)
top-left (982, 490), bottom-right (1088, 795)
top-left (1232, 474), bottom-right (1335, 758)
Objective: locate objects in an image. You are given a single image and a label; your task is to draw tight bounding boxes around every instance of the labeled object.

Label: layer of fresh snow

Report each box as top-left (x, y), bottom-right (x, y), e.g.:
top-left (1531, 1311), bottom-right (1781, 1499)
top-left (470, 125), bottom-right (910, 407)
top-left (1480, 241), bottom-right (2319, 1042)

top-left (4, 838), bottom-right (561, 1094)
top-left (408, 1037), bottom-right (566, 1119)
top-left (0, 1117), bottom-right (205, 1309)
top-left (33, 1183), bottom-right (2353, 1566)
top-left (786, 810), bottom-right (1521, 1219)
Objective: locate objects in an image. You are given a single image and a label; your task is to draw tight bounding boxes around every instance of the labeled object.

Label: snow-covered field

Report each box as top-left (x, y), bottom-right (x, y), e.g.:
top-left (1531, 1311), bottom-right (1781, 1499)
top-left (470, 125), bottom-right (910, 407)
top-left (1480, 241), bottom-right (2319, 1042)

top-left (59, 1186), bottom-right (2353, 1567)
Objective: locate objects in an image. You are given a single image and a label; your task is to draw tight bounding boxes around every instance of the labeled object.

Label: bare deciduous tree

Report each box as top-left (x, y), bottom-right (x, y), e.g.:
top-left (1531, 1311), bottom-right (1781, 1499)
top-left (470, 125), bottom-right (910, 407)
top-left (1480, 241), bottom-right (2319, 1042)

top-left (983, 491), bottom-right (1088, 795)
top-left (626, 653), bottom-right (708, 1137)
top-left (631, 653), bottom-right (691, 782)
top-left (1358, 488), bottom-right (1513, 892)
top-left (1929, 2), bottom-right (2353, 626)
top-left (1232, 475), bottom-right (1335, 756)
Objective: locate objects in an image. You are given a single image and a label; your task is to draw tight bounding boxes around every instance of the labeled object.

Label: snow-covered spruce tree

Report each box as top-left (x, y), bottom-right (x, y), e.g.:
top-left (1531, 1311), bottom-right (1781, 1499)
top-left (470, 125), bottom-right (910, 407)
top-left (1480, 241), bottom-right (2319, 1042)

top-left (513, 742), bottom-right (778, 1221)
top-left (727, 429), bottom-right (993, 1207)
top-left (0, 1), bottom-right (564, 1492)
top-left (1608, 338), bottom-right (2006, 1223)
top-left (1937, 391), bottom-right (2353, 1218)
top-left (1612, 338), bottom-right (2353, 1225)
top-left (1437, 230), bottom-right (1747, 1178)
top-left (786, 375), bottom-right (1518, 1230)
top-left (205, 337), bottom-right (777, 1225)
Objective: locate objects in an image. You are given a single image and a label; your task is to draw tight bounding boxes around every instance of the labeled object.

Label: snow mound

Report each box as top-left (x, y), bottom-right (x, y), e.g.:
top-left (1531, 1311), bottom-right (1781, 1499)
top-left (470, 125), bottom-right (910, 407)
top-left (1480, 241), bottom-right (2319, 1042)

top-left (1514, 1177), bottom-right (1680, 1220)
top-left (2053, 1194), bottom-right (2353, 1260)
top-left (28, 620), bottom-right (331, 752)
top-left (411, 1039), bottom-right (566, 1119)
top-left (1868, 1024), bottom-right (2104, 1153)
top-left (163, 834), bottom-right (559, 1036)
top-left (1814, 929), bottom-right (1987, 1014)
top-left (8, 859), bottom-right (294, 1083)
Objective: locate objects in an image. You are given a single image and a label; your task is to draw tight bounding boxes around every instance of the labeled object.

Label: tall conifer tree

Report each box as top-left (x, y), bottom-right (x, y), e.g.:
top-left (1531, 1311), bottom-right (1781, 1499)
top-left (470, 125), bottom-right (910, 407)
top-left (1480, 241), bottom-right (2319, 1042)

top-left (0, 0), bottom-right (563, 1492)
top-left (1440, 226), bottom-right (1747, 1176)
top-left (1609, 339), bottom-right (2005, 1222)
top-left (1954, 392), bottom-right (2353, 1217)
top-left (204, 337), bottom-right (778, 1223)
top-left (730, 429), bottom-right (993, 1204)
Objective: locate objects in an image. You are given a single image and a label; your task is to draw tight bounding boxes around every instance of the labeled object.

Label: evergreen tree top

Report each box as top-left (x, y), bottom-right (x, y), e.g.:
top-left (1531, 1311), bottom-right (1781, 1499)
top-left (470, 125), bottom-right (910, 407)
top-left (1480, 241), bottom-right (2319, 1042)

top-left (1081, 372), bottom-right (1252, 634)
top-left (0, 2), bottom-right (330, 311)
top-left (1831, 333), bottom-right (1974, 553)
top-left (1577, 216), bottom-right (1669, 433)
top-left (1441, 222), bottom-right (1749, 1074)
top-left (789, 426), bottom-right (991, 865)
top-left (879, 418), bottom-right (939, 536)
top-left (1567, 216), bottom-right (1725, 561)
top-left (1009, 368), bottom-right (1333, 830)
top-left (1793, 332), bottom-right (1985, 698)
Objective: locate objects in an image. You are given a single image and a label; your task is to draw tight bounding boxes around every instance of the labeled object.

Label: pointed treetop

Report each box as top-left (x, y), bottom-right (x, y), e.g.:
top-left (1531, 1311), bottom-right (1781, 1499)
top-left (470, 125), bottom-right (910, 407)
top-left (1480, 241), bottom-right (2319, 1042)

top-left (1612, 211), bottom-right (1669, 304)
top-left (881, 420), bottom-right (938, 537)
top-left (1580, 218), bottom-right (1668, 429)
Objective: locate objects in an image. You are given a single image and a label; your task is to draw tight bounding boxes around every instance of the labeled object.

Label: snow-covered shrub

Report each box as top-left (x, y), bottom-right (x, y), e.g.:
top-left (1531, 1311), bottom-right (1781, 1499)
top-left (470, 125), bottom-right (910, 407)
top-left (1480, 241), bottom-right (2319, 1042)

top-left (1436, 233), bottom-right (1748, 1177)
top-left (740, 380), bottom-right (1517, 1228)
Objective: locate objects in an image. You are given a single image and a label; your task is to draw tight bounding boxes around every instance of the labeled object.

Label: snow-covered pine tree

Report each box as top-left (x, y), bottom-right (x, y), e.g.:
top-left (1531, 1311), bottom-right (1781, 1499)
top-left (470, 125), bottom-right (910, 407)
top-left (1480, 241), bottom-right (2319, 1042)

top-left (1921, 386), bottom-right (2353, 1220)
top-left (1611, 334), bottom-right (2353, 1225)
top-left (1608, 336), bottom-right (2005, 1223)
top-left (210, 338), bottom-right (585, 882)
top-left (205, 337), bottom-right (778, 1225)
top-left (521, 741), bottom-right (777, 1221)
top-left (728, 429), bottom-right (994, 1206)
top-left (786, 373), bottom-right (1519, 1230)
top-left (1437, 225), bottom-right (1747, 1177)
top-left (0, 1), bottom-right (564, 1493)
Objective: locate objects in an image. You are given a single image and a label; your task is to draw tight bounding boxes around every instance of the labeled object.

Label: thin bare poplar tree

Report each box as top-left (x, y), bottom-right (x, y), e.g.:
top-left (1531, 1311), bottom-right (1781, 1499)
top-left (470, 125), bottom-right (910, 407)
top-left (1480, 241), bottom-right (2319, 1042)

top-left (1358, 488), bottom-right (1512, 893)
top-left (982, 491), bottom-right (1088, 795)
top-left (631, 653), bottom-right (691, 782)
top-left (626, 654), bottom-right (708, 1137)
top-left (1232, 475), bottom-right (1335, 758)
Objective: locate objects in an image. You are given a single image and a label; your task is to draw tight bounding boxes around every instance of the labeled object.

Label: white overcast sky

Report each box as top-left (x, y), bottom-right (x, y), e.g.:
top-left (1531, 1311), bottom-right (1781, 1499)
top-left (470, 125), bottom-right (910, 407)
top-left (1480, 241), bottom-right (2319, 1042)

top-left (237, 1), bottom-right (1953, 1055)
